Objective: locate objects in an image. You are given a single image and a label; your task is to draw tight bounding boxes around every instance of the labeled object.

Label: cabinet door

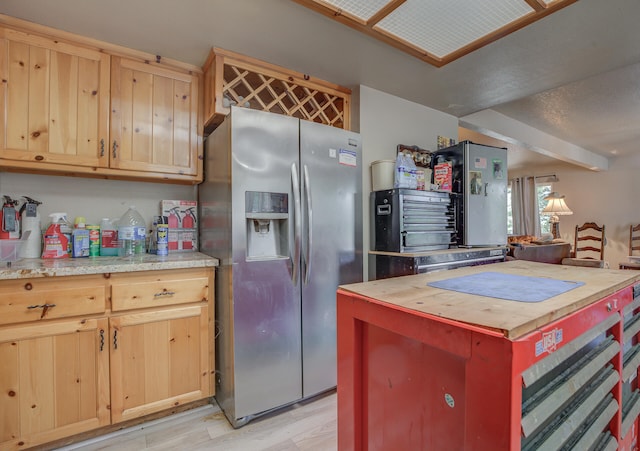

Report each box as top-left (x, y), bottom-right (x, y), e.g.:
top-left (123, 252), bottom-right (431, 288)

top-left (109, 305), bottom-right (210, 423)
top-left (110, 56), bottom-right (200, 177)
top-left (0, 28), bottom-right (110, 168)
top-left (0, 318), bottom-right (110, 450)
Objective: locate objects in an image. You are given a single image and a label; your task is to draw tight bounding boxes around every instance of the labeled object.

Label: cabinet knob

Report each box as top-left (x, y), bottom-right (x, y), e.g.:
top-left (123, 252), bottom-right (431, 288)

top-left (112, 140), bottom-right (118, 159)
top-left (100, 139), bottom-right (105, 157)
top-left (24, 282), bottom-right (33, 291)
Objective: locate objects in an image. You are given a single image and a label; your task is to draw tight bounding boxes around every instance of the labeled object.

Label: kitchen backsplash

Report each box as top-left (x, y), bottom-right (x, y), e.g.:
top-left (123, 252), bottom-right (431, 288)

top-left (0, 172), bottom-right (196, 228)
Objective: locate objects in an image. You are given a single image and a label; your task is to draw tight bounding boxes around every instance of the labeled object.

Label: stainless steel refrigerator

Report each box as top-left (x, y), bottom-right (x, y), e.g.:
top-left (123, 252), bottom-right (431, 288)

top-left (433, 141), bottom-right (508, 246)
top-left (199, 107), bottom-right (363, 427)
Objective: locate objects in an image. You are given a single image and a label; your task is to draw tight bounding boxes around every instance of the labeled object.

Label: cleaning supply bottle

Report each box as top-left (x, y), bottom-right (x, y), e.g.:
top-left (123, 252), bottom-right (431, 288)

top-left (18, 196), bottom-right (42, 258)
top-left (42, 213), bottom-right (70, 259)
top-left (72, 217), bottom-right (90, 258)
top-left (60, 214), bottom-right (73, 256)
top-left (100, 218), bottom-right (119, 256)
top-left (118, 206), bottom-right (147, 256)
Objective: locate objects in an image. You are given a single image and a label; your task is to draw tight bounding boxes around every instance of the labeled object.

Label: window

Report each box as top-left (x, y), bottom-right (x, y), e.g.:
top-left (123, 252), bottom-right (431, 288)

top-left (507, 183), bottom-right (552, 235)
top-left (537, 184), bottom-right (551, 234)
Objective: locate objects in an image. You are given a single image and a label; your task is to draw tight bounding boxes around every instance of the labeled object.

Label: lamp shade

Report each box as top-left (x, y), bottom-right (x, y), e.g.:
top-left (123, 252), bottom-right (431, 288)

top-left (542, 192), bottom-right (573, 216)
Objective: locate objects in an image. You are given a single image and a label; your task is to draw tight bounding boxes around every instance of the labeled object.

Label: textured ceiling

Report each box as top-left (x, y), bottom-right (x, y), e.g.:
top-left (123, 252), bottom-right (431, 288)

top-left (1, 0), bottom-right (639, 169)
top-left (493, 61), bottom-right (640, 158)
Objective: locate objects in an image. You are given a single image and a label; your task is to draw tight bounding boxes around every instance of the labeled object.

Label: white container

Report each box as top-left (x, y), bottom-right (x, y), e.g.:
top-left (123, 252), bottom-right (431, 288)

top-left (0, 233), bottom-right (28, 265)
top-left (371, 160), bottom-right (395, 191)
top-left (19, 208), bottom-right (41, 259)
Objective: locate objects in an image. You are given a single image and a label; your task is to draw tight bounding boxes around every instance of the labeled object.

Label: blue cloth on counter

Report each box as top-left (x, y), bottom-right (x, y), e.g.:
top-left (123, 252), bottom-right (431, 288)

top-left (427, 271), bottom-right (584, 302)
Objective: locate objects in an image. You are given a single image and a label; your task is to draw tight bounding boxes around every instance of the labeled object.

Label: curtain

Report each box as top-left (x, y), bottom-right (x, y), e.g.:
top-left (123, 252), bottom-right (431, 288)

top-left (511, 176), bottom-right (540, 236)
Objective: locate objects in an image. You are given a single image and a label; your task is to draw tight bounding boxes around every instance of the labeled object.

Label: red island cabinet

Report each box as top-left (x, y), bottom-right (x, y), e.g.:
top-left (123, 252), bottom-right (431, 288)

top-left (337, 261), bottom-right (640, 450)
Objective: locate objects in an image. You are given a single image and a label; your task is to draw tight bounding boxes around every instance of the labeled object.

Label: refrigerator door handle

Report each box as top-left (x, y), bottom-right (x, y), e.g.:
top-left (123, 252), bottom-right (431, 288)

top-left (303, 164), bottom-right (313, 284)
top-left (291, 163), bottom-right (302, 285)
top-left (484, 182), bottom-right (489, 197)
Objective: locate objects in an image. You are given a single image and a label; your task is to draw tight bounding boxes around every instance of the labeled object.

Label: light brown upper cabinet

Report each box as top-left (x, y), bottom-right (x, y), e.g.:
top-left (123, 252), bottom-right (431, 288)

top-left (0, 28), bottom-right (110, 169)
top-left (110, 57), bottom-right (200, 178)
top-left (0, 17), bottom-right (203, 184)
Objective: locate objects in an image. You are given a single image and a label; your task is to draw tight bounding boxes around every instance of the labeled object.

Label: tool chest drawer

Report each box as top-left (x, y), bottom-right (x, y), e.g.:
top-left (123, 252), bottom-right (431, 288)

top-left (0, 275), bottom-right (107, 325)
top-left (110, 268), bottom-right (211, 311)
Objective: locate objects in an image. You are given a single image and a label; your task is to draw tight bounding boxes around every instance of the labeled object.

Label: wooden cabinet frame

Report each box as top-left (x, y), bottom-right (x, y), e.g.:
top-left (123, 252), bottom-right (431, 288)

top-left (203, 47), bottom-right (351, 134)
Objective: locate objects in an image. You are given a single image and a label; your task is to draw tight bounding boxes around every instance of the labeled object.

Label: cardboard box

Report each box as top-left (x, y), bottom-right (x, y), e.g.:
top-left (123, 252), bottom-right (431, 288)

top-left (161, 200), bottom-right (198, 251)
top-left (433, 162), bottom-right (452, 192)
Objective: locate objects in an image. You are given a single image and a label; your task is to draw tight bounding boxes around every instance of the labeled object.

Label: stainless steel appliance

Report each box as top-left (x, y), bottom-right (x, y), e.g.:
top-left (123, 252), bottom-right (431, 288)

top-left (369, 247), bottom-right (507, 280)
top-left (199, 107), bottom-right (362, 427)
top-left (370, 189), bottom-right (455, 252)
top-left (433, 141), bottom-right (508, 247)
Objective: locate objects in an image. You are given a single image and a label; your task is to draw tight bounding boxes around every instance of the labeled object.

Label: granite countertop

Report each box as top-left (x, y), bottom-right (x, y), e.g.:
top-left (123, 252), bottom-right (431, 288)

top-left (0, 252), bottom-right (218, 280)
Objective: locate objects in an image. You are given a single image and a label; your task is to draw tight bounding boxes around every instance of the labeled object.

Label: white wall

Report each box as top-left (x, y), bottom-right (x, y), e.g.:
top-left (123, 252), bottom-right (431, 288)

top-left (358, 85), bottom-right (459, 280)
top-left (0, 172), bottom-right (196, 228)
top-left (546, 155), bottom-right (640, 269)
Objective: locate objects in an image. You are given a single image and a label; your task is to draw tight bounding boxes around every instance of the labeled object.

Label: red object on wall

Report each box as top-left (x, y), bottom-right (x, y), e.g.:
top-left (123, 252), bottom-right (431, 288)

top-left (182, 207), bottom-right (196, 250)
top-left (337, 284), bottom-right (638, 450)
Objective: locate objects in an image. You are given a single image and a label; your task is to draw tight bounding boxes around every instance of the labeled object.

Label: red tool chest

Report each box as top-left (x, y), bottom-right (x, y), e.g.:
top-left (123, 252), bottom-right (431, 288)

top-left (337, 267), bottom-right (640, 450)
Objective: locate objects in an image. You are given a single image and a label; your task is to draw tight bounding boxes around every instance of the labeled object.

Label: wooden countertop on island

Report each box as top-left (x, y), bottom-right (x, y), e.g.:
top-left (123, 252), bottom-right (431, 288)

top-left (339, 260), bottom-right (640, 339)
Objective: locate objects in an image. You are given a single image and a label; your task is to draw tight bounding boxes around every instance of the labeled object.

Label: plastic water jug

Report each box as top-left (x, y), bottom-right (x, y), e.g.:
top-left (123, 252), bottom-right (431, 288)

top-left (118, 206), bottom-right (147, 256)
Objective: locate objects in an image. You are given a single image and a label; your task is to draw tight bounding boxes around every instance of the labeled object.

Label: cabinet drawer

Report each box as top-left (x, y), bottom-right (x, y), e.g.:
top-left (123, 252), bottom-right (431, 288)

top-left (110, 268), bottom-right (211, 311)
top-left (0, 275), bottom-right (107, 325)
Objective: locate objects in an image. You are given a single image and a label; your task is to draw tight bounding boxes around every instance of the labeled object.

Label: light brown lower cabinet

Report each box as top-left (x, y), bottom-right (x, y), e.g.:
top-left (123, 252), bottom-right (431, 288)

top-left (0, 317), bottom-right (111, 450)
top-left (0, 267), bottom-right (214, 450)
top-left (109, 305), bottom-right (210, 423)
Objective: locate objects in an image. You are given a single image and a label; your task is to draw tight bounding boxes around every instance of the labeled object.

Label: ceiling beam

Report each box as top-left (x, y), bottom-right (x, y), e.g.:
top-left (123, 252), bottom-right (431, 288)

top-left (460, 109), bottom-right (609, 171)
top-left (366, 0), bottom-right (405, 27)
top-left (523, 0), bottom-right (547, 12)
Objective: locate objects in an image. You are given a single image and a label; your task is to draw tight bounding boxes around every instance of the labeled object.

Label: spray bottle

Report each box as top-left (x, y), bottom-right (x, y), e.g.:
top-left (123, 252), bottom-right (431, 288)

top-left (18, 196), bottom-right (42, 258)
top-left (42, 213), bottom-right (71, 259)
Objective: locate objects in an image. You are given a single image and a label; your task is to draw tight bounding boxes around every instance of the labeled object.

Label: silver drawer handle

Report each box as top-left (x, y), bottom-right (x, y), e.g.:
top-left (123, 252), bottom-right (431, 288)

top-left (154, 291), bottom-right (176, 297)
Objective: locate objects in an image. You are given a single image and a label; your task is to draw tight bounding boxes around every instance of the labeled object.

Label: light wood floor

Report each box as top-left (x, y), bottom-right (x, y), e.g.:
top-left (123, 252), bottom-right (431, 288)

top-left (58, 392), bottom-right (337, 451)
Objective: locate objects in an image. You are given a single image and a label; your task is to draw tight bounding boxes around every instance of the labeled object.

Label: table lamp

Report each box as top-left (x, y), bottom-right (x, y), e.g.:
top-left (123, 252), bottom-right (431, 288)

top-left (542, 192), bottom-right (573, 239)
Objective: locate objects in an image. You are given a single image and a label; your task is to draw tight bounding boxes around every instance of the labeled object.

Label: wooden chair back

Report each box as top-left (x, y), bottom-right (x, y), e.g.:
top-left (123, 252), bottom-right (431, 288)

top-left (629, 224), bottom-right (640, 256)
top-left (574, 222), bottom-right (605, 260)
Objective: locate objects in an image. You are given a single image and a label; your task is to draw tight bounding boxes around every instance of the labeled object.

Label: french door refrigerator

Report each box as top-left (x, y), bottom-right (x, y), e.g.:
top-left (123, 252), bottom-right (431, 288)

top-left (199, 107), bottom-right (363, 427)
top-left (434, 141), bottom-right (508, 247)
